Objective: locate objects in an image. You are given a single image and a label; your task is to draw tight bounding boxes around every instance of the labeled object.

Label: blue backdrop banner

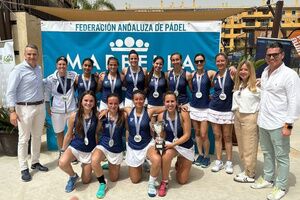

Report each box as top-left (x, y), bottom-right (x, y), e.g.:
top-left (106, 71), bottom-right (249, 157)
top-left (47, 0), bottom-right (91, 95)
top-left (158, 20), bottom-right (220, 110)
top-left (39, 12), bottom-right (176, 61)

top-left (41, 21), bottom-right (221, 76)
top-left (41, 21), bottom-right (221, 151)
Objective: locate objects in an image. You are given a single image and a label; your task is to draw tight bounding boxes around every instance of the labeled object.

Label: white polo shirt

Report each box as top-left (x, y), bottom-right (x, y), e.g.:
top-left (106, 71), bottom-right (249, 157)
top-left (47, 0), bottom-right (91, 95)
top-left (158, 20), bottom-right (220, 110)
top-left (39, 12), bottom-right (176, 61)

top-left (257, 63), bottom-right (300, 130)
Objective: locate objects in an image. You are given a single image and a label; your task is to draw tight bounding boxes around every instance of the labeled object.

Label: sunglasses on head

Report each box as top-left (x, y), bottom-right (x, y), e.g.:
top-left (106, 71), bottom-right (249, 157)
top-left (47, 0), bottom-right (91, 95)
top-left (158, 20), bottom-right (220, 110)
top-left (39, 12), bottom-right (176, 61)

top-left (194, 60), bottom-right (205, 64)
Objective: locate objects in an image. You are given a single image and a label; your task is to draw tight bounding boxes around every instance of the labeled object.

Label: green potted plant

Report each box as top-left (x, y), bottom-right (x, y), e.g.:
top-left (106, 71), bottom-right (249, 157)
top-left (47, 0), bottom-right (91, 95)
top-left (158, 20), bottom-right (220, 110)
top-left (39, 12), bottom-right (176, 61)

top-left (0, 107), bottom-right (18, 156)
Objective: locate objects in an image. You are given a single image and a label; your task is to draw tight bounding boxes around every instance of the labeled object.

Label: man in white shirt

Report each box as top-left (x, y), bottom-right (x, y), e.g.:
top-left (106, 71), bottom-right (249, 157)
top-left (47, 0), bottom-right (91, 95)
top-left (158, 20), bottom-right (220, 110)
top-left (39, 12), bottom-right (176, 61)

top-left (251, 42), bottom-right (300, 200)
top-left (6, 44), bottom-right (48, 182)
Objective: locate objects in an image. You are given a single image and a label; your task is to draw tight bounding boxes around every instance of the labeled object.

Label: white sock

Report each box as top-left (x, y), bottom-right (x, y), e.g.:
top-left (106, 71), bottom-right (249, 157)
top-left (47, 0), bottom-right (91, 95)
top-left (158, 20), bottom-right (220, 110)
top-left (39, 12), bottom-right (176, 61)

top-left (71, 173), bottom-right (77, 178)
top-left (149, 175), bottom-right (157, 183)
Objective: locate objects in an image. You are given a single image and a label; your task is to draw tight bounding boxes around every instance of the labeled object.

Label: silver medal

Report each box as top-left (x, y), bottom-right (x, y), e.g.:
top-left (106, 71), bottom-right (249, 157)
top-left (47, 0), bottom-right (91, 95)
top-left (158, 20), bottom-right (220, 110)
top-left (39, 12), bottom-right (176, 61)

top-left (83, 115), bottom-right (92, 146)
top-left (219, 93), bottom-right (227, 100)
top-left (133, 87), bottom-right (138, 92)
top-left (217, 70), bottom-right (227, 101)
top-left (174, 90), bottom-right (179, 96)
top-left (134, 134), bottom-right (142, 143)
top-left (153, 91), bottom-right (159, 98)
top-left (195, 92), bottom-right (202, 98)
top-left (133, 108), bottom-right (144, 143)
top-left (108, 113), bottom-right (118, 148)
top-left (173, 138), bottom-right (178, 143)
top-left (62, 95), bottom-right (68, 102)
top-left (84, 137), bottom-right (89, 145)
top-left (109, 139), bottom-right (114, 147)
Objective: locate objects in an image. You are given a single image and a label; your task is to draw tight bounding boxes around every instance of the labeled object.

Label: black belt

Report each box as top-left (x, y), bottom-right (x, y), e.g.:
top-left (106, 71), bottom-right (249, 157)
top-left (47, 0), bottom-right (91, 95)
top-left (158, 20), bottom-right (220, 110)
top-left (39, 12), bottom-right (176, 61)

top-left (16, 100), bottom-right (44, 106)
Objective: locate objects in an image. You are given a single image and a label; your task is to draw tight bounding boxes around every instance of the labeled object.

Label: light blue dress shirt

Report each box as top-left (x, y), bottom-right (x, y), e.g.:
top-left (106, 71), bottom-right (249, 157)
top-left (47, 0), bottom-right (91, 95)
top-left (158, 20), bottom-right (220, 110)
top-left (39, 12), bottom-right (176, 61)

top-left (6, 60), bottom-right (44, 107)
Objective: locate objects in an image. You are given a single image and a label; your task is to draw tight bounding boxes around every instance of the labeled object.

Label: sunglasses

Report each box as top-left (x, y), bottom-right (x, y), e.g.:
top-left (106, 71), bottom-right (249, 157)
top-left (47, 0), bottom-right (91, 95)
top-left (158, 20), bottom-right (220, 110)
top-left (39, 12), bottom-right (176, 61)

top-left (194, 60), bottom-right (205, 64)
top-left (266, 52), bottom-right (282, 59)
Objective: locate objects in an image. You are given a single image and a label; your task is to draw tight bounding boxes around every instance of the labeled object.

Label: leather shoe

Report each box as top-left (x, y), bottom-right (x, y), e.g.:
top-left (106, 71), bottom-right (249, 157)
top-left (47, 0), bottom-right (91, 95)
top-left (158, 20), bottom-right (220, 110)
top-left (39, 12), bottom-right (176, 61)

top-left (21, 169), bottom-right (32, 182)
top-left (31, 163), bottom-right (49, 172)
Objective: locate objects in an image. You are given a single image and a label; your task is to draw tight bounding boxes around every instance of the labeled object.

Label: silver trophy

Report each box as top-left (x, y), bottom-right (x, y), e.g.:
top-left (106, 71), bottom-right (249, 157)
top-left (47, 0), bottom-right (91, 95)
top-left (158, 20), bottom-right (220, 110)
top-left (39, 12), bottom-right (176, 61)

top-left (152, 121), bottom-right (165, 155)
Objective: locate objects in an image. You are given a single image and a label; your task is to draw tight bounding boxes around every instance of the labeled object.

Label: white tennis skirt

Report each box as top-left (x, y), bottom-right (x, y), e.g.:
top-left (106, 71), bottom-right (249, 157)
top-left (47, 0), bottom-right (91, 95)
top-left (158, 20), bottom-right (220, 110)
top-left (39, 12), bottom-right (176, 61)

top-left (125, 139), bottom-right (155, 167)
top-left (95, 145), bottom-right (123, 165)
top-left (69, 146), bottom-right (92, 164)
top-left (165, 141), bottom-right (195, 162)
top-left (189, 106), bottom-right (209, 121)
top-left (98, 101), bottom-right (108, 112)
top-left (208, 109), bottom-right (234, 124)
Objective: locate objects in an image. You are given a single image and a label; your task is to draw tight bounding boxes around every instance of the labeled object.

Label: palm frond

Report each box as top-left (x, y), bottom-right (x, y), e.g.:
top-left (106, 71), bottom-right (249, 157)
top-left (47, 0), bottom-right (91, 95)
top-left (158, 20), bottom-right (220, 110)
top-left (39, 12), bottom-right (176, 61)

top-left (93, 0), bottom-right (116, 10)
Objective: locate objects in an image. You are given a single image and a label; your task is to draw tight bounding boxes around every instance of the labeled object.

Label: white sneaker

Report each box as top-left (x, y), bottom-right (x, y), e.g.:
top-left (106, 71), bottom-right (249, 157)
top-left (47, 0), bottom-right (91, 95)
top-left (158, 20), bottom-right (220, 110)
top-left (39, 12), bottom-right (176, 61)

top-left (224, 161), bottom-right (233, 174)
top-left (235, 171), bottom-right (245, 177)
top-left (234, 174), bottom-right (255, 183)
top-left (267, 187), bottom-right (286, 200)
top-left (251, 176), bottom-right (273, 189)
top-left (154, 180), bottom-right (160, 187)
top-left (211, 160), bottom-right (223, 172)
top-left (148, 181), bottom-right (157, 197)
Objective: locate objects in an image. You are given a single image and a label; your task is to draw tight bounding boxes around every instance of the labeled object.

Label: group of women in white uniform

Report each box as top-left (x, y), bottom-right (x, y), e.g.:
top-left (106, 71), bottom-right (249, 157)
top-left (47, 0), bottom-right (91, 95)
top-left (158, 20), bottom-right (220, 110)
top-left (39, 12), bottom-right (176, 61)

top-left (43, 49), bottom-right (261, 198)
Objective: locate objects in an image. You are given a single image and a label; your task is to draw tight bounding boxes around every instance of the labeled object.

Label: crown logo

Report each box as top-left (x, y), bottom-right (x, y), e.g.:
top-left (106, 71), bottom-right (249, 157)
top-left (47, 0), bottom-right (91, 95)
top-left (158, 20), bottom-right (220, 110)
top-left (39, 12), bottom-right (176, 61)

top-left (110, 37), bottom-right (149, 52)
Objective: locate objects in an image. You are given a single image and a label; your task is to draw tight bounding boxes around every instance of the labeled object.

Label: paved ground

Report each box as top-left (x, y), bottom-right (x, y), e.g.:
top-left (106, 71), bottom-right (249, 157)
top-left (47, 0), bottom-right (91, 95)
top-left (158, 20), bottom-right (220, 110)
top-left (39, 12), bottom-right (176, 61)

top-left (0, 119), bottom-right (299, 200)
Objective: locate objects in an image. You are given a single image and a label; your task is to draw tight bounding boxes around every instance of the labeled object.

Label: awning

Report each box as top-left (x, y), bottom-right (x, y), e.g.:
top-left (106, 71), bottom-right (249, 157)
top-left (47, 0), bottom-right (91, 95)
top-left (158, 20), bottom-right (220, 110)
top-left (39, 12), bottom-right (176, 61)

top-left (24, 5), bottom-right (246, 21)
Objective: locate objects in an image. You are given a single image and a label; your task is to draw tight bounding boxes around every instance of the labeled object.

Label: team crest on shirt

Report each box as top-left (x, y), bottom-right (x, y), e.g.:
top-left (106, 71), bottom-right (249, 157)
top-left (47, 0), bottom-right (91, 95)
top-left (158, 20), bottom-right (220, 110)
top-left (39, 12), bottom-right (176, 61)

top-left (130, 118), bottom-right (134, 122)
top-left (104, 80), bottom-right (108, 84)
top-left (79, 83), bottom-right (84, 86)
top-left (129, 74), bottom-right (132, 77)
top-left (170, 77), bottom-right (173, 80)
top-left (105, 124), bottom-right (110, 128)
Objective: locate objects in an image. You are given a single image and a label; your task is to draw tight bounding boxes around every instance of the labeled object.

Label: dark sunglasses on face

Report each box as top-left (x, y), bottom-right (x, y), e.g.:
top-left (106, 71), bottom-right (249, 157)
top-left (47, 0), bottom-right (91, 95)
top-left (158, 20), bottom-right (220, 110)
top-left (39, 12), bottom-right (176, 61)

top-left (194, 60), bottom-right (205, 64)
top-left (266, 52), bottom-right (282, 59)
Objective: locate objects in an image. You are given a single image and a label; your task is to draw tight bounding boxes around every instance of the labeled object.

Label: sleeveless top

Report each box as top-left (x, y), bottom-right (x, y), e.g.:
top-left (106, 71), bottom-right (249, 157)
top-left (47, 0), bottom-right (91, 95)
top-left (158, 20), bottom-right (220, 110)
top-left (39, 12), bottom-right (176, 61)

top-left (101, 73), bottom-right (123, 103)
top-left (127, 107), bottom-right (152, 150)
top-left (168, 69), bottom-right (189, 105)
top-left (70, 113), bottom-right (98, 152)
top-left (99, 114), bottom-right (124, 153)
top-left (125, 67), bottom-right (145, 99)
top-left (77, 74), bottom-right (97, 100)
top-left (163, 111), bottom-right (193, 149)
top-left (209, 70), bottom-right (234, 112)
top-left (147, 72), bottom-right (167, 106)
top-left (190, 71), bottom-right (211, 108)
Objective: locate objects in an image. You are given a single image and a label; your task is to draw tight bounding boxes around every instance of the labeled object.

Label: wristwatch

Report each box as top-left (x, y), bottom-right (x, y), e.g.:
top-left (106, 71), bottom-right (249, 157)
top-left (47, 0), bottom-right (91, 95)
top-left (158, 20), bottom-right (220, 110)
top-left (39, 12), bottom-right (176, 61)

top-left (284, 123), bottom-right (293, 130)
top-left (8, 107), bottom-right (15, 113)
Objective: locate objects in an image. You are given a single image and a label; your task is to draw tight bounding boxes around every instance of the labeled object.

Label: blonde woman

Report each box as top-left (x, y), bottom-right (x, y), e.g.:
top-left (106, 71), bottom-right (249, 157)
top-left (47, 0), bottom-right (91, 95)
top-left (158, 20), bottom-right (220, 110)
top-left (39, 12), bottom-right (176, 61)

top-left (232, 60), bottom-right (260, 183)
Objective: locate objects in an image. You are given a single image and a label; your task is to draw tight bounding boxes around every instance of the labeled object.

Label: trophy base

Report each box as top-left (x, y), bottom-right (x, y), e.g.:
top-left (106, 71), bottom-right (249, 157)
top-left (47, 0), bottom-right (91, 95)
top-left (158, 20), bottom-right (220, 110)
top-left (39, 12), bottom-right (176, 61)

top-left (155, 142), bottom-right (165, 155)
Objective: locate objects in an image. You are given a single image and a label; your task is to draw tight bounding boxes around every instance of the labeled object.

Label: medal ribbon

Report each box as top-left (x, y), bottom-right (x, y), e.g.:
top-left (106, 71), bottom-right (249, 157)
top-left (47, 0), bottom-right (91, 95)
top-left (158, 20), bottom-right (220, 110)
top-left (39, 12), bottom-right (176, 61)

top-left (134, 108), bottom-right (145, 137)
top-left (217, 69), bottom-right (227, 94)
top-left (166, 111), bottom-right (178, 139)
top-left (82, 74), bottom-right (91, 91)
